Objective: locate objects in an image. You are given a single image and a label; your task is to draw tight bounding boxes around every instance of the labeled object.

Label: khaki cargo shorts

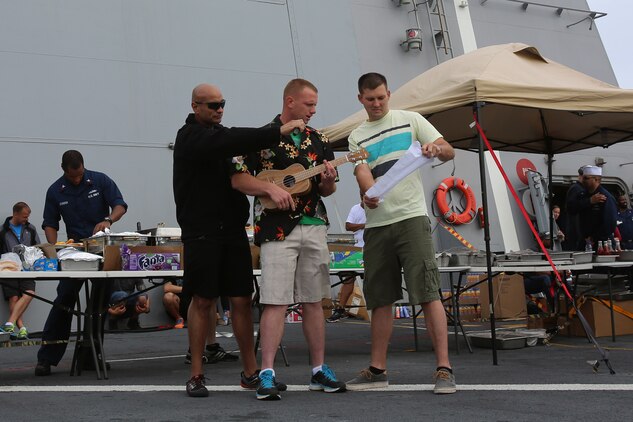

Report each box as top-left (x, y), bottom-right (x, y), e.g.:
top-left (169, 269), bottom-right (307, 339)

top-left (259, 225), bottom-right (330, 305)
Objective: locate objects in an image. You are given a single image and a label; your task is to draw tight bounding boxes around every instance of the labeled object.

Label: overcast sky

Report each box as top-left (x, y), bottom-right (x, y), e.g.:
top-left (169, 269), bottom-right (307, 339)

top-left (587, 0), bottom-right (632, 88)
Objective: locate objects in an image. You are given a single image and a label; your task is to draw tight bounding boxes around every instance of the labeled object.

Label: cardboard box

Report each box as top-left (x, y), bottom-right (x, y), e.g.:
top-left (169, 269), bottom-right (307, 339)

top-left (124, 252), bottom-right (180, 271)
top-left (327, 244), bottom-right (362, 253)
top-left (479, 273), bottom-right (527, 320)
top-left (322, 298), bottom-right (334, 319)
top-left (566, 298), bottom-right (633, 337)
top-left (33, 258), bottom-right (59, 271)
top-left (345, 285), bottom-right (369, 321)
top-left (327, 244), bottom-right (363, 269)
top-left (329, 251), bottom-right (364, 269)
top-left (102, 245), bottom-right (184, 271)
top-left (37, 243), bottom-right (58, 259)
top-left (527, 315), bottom-right (559, 330)
top-left (285, 305), bottom-right (303, 323)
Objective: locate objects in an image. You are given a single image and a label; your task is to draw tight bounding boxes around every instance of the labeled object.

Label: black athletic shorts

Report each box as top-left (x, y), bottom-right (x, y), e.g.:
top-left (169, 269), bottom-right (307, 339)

top-left (2, 279), bottom-right (36, 300)
top-left (182, 230), bottom-right (254, 300)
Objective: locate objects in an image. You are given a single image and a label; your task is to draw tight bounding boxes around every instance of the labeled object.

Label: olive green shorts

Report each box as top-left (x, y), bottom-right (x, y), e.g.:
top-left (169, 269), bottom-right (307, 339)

top-left (363, 216), bottom-right (440, 310)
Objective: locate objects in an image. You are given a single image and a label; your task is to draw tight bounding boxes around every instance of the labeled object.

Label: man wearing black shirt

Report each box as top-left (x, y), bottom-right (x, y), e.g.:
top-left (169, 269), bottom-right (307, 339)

top-left (578, 165), bottom-right (617, 250)
top-left (173, 83), bottom-right (304, 397)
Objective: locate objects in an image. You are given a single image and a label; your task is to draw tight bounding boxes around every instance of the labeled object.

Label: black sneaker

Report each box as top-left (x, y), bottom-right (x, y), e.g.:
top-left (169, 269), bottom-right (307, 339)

top-left (186, 374), bottom-right (209, 397)
top-left (326, 308), bottom-right (348, 323)
top-left (309, 364), bottom-right (346, 393)
top-left (256, 369), bottom-right (281, 400)
top-left (204, 343), bottom-right (239, 364)
top-left (241, 370), bottom-right (288, 391)
top-left (184, 344), bottom-right (239, 364)
top-left (34, 361), bottom-right (51, 376)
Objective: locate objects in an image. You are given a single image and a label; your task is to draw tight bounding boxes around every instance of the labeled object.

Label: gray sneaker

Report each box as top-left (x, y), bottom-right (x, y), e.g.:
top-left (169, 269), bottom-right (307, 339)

top-left (433, 368), bottom-right (456, 394)
top-left (346, 368), bottom-right (388, 391)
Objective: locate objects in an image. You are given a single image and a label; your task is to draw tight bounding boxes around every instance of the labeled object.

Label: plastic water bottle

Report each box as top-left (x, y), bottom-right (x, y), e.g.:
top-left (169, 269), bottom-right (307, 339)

top-left (585, 240), bottom-right (593, 252)
top-left (402, 306), bottom-right (409, 318)
top-left (615, 238), bottom-right (622, 252)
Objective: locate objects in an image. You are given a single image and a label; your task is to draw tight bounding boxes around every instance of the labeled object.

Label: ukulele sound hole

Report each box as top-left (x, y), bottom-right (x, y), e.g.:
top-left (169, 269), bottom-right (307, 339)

top-left (282, 175), bottom-right (296, 188)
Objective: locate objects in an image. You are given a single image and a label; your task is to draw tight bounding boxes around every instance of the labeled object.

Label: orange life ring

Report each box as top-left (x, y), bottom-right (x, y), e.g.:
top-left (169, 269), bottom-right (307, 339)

top-left (436, 177), bottom-right (477, 225)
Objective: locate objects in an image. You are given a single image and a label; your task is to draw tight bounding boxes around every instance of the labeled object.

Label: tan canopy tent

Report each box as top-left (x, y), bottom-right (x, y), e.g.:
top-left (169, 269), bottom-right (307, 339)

top-left (321, 43), bottom-right (633, 367)
top-left (322, 43), bottom-right (633, 153)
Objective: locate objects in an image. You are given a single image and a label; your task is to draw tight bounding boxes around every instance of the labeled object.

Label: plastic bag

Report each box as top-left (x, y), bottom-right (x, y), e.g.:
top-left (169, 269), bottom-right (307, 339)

top-left (0, 252), bottom-right (23, 271)
top-left (12, 245), bottom-right (44, 270)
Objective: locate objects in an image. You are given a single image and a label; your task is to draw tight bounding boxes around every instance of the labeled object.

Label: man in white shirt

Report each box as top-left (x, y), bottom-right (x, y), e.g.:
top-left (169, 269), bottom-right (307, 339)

top-left (327, 197), bottom-right (365, 323)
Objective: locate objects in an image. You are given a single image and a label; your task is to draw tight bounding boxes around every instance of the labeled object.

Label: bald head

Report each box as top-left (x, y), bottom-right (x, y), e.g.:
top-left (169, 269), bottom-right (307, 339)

top-left (192, 84), bottom-right (222, 103)
top-left (191, 83), bottom-right (225, 126)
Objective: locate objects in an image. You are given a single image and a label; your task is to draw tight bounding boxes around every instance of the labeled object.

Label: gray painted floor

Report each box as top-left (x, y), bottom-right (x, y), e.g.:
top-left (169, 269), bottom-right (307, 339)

top-left (1, 318), bottom-right (632, 421)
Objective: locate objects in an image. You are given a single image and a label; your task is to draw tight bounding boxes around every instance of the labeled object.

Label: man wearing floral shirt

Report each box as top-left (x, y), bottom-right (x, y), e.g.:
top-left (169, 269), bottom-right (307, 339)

top-left (231, 78), bottom-right (346, 400)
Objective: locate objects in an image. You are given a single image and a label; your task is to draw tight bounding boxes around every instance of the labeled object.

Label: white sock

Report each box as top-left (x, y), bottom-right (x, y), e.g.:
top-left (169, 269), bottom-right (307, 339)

top-left (312, 365), bottom-right (322, 375)
top-left (4, 322), bottom-right (14, 327)
top-left (261, 368), bottom-right (275, 377)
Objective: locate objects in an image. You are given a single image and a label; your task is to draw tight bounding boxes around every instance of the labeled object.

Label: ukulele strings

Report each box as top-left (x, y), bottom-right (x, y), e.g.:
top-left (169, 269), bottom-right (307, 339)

top-left (266, 152), bottom-right (360, 187)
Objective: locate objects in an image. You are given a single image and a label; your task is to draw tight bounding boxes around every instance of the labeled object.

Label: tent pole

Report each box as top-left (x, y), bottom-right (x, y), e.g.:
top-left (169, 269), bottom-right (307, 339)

top-left (474, 102), bottom-right (498, 365)
top-left (547, 153), bottom-right (555, 249)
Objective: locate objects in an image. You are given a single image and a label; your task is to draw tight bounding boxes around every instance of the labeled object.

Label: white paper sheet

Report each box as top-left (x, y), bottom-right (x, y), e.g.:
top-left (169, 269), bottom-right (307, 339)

top-left (365, 141), bottom-right (434, 200)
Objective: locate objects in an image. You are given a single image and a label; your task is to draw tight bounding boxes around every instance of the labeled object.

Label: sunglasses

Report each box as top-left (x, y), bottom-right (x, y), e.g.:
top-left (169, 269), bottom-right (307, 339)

top-left (195, 100), bottom-right (226, 110)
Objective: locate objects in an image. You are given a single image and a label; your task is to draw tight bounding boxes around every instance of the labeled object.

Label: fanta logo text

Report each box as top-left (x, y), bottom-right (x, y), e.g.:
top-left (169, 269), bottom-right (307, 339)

top-left (138, 254), bottom-right (166, 270)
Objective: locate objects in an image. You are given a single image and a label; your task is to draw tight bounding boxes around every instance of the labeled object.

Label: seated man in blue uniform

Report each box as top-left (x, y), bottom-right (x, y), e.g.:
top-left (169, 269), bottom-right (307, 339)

top-left (35, 150), bottom-right (128, 376)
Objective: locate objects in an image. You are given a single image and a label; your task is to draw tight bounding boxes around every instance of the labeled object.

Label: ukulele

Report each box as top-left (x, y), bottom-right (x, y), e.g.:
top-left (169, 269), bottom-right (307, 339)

top-left (256, 148), bottom-right (369, 210)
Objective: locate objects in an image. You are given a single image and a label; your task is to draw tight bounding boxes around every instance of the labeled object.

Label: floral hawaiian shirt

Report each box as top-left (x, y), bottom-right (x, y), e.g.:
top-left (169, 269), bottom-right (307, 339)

top-left (230, 115), bottom-right (336, 245)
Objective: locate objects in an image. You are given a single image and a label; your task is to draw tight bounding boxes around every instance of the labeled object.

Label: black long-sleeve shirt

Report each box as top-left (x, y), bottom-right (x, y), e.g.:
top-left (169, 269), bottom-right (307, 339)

top-left (564, 181), bottom-right (590, 250)
top-left (579, 185), bottom-right (618, 245)
top-left (173, 113), bottom-right (280, 241)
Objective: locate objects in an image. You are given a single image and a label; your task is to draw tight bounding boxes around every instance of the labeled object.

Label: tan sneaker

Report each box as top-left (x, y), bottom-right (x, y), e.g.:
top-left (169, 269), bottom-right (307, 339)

top-left (346, 368), bottom-right (388, 391)
top-left (433, 368), bottom-right (456, 394)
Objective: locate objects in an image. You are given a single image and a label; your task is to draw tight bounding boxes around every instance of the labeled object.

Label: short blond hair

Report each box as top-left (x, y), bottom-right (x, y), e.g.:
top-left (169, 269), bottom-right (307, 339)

top-left (283, 79), bottom-right (318, 98)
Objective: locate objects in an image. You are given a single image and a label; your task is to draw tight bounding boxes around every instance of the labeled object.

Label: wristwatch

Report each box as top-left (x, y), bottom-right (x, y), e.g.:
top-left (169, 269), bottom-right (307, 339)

top-left (104, 217), bottom-right (113, 225)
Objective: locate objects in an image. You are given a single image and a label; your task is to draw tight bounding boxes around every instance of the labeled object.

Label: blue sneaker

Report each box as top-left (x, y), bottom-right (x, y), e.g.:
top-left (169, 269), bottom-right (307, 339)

top-left (309, 364), bottom-right (346, 393)
top-left (241, 370), bottom-right (287, 392)
top-left (256, 369), bottom-right (281, 400)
